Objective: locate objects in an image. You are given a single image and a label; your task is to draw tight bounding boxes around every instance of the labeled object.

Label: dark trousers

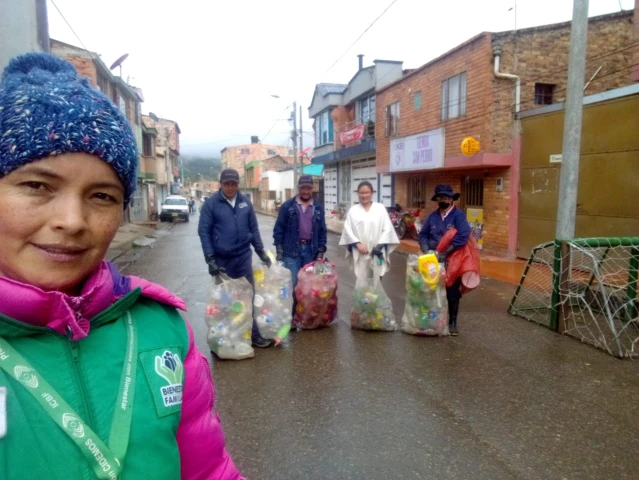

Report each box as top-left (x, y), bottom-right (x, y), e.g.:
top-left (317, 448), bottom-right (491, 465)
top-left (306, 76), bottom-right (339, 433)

top-left (283, 243), bottom-right (316, 315)
top-left (216, 249), bottom-right (261, 341)
top-left (446, 276), bottom-right (462, 322)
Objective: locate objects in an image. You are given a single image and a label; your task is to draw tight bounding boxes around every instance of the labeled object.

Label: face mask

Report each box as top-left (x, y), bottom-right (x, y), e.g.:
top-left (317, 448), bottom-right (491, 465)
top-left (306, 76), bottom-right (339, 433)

top-left (438, 202), bottom-right (450, 210)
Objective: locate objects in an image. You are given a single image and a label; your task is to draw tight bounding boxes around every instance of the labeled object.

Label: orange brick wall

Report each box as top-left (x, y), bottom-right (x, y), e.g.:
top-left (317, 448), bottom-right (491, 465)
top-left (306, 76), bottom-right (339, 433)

top-left (376, 34), bottom-right (495, 170)
top-left (394, 168), bottom-right (511, 256)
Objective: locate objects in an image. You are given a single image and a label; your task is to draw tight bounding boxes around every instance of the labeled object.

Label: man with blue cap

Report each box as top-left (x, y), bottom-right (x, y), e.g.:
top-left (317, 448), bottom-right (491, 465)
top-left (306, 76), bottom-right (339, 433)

top-left (418, 184), bottom-right (471, 335)
top-left (198, 167), bottom-right (274, 348)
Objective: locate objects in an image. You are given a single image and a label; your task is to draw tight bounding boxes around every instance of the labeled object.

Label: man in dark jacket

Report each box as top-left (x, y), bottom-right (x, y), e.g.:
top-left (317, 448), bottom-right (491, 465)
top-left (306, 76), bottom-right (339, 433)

top-left (418, 184), bottom-right (471, 336)
top-left (273, 175), bottom-right (327, 320)
top-left (198, 168), bottom-right (273, 348)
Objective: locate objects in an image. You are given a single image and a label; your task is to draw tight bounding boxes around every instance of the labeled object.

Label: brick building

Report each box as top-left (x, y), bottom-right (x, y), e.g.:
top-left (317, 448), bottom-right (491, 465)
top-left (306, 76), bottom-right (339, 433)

top-left (141, 115), bottom-right (182, 219)
top-left (50, 39), bottom-right (146, 223)
top-left (375, 10), bottom-right (635, 257)
top-left (221, 137), bottom-right (292, 184)
top-left (309, 56), bottom-right (403, 212)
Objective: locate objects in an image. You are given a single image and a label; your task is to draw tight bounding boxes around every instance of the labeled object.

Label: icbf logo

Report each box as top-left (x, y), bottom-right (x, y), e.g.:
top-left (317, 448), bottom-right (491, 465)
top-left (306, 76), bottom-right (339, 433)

top-left (154, 351), bottom-right (184, 407)
top-left (238, 202), bottom-right (248, 209)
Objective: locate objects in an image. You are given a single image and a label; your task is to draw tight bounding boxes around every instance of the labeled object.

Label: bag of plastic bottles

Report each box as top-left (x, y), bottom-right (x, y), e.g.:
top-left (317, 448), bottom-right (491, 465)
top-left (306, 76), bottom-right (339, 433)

top-left (253, 253), bottom-right (294, 343)
top-left (401, 253), bottom-right (449, 336)
top-left (350, 258), bottom-right (397, 331)
top-left (205, 274), bottom-right (255, 360)
top-left (294, 259), bottom-right (339, 329)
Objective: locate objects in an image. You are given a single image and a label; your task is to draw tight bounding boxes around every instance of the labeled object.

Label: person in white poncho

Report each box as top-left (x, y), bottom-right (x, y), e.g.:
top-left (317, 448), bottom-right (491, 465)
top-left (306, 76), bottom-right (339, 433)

top-left (339, 181), bottom-right (400, 278)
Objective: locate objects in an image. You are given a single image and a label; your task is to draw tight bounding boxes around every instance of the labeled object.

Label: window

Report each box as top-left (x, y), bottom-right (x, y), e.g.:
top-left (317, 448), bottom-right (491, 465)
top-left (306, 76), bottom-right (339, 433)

top-left (110, 85), bottom-right (118, 105)
top-left (267, 149), bottom-right (277, 156)
top-left (97, 74), bottom-right (109, 95)
top-left (315, 110), bottom-right (334, 146)
top-left (413, 91), bottom-right (422, 110)
top-left (164, 198), bottom-right (187, 206)
top-left (359, 94), bottom-right (376, 124)
top-left (385, 102), bottom-right (400, 137)
top-left (119, 95), bottom-right (127, 117)
top-left (338, 161), bottom-right (351, 204)
top-left (240, 148), bottom-right (250, 155)
top-left (407, 176), bottom-right (427, 208)
top-left (441, 72), bottom-right (467, 121)
top-left (534, 83), bottom-right (555, 105)
top-left (143, 134), bottom-right (155, 156)
top-left (288, 149), bottom-right (294, 156)
top-left (462, 178), bottom-right (484, 208)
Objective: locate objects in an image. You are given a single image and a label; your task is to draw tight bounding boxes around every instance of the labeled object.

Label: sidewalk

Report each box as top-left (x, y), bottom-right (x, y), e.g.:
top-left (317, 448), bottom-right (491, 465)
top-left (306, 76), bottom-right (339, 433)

top-left (106, 222), bottom-right (158, 262)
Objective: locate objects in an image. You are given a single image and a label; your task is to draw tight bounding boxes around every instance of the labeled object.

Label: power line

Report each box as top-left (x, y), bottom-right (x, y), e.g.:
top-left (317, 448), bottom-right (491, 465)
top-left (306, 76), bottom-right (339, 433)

top-left (49, 0), bottom-right (92, 55)
top-left (322, 0), bottom-right (400, 77)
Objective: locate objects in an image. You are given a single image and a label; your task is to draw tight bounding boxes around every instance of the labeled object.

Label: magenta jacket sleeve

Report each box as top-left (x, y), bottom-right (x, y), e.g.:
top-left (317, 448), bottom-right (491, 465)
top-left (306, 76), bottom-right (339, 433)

top-left (177, 320), bottom-right (244, 480)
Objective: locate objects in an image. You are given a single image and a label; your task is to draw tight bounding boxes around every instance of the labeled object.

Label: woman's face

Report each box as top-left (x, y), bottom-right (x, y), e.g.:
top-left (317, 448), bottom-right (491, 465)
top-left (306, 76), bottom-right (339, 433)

top-left (0, 153), bottom-right (124, 292)
top-left (358, 185), bottom-right (373, 205)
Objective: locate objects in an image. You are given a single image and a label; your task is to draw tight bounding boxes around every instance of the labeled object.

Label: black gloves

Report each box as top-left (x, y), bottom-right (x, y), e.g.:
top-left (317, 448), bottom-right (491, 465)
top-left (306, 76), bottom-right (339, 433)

top-left (257, 250), bottom-right (272, 268)
top-left (205, 255), bottom-right (221, 276)
top-left (317, 247), bottom-right (326, 260)
top-left (437, 245), bottom-right (454, 264)
top-left (275, 245), bottom-right (284, 263)
top-left (371, 244), bottom-right (385, 259)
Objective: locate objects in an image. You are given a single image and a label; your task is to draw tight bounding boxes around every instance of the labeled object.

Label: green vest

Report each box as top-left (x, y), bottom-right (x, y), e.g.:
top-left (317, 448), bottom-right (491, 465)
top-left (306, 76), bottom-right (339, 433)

top-left (0, 290), bottom-right (188, 479)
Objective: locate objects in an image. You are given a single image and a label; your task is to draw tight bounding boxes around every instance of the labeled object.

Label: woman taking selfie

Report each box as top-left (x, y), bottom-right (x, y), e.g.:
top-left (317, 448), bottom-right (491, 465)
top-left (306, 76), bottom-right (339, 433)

top-left (0, 53), bottom-right (242, 479)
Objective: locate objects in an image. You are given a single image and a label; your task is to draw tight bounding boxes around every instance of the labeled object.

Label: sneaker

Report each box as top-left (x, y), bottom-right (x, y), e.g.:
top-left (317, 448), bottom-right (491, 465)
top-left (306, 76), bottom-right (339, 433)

top-left (449, 325), bottom-right (459, 336)
top-left (252, 337), bottom-right (274, 348)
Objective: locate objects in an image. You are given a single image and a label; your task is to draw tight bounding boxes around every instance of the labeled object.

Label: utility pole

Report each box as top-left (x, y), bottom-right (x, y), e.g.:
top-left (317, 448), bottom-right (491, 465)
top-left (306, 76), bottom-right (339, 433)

top-left (556, 0), bottom-right (589, 240)
top-left (0, 0), bottom-right (49, 71)
top-left (299, 104), bottom-right (304, 178)
top-left (291, 101), bottom-right (298, 189)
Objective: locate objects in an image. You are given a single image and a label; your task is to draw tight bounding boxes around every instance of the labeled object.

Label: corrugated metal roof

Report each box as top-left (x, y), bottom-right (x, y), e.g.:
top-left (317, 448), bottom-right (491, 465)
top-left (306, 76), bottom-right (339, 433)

top-left (318, 83), bottom-right (347, 95)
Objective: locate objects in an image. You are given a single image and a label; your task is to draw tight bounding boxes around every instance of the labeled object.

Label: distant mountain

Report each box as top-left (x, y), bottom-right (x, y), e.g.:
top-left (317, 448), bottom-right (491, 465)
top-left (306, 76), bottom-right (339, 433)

top-left (181, 155), bottom-right (221, 181)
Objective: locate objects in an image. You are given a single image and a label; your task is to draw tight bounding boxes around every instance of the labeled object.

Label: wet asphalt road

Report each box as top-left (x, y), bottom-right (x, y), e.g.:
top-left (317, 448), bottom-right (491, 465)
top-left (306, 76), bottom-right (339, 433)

top-left (121, 212), bottom-right (639, 480)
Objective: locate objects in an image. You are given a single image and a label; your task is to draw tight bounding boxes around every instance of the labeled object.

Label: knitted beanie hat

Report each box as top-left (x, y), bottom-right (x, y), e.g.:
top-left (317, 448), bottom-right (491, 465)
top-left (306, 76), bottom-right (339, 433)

top-left (0, 52), bottom-right (138, 206)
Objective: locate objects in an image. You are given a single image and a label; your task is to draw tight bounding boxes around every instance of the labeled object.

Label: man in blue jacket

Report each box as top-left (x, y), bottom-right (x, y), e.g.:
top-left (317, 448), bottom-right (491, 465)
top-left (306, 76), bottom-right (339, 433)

top-left (418, 184), bottom-right (471, 336)
top-left (273, 175), bottom-right (327, 320)
top-left (198, 168), bottom-right (273, 348)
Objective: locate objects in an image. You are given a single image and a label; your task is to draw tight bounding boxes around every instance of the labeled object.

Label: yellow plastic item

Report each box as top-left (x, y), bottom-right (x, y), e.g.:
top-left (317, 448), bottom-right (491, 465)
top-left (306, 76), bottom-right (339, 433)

top-left (418, 253), bottom-right (440, 290)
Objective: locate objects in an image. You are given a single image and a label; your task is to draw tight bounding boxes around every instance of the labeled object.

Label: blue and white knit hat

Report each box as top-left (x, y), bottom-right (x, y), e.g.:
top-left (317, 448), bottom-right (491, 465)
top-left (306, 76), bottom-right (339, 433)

top-left (0, 52), bottom-right (138, 206)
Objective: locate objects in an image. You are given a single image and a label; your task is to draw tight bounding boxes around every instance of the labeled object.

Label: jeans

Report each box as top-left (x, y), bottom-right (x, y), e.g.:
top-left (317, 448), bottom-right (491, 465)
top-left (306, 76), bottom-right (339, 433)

top-left (216, 249), bottom-right (262, 341)
top-left (283, 243), bottom-right (316, 314)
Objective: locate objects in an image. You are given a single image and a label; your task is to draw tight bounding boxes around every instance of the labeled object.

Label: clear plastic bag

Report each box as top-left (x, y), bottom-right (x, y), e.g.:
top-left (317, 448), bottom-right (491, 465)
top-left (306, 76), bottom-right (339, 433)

top-left (350, 258), bottom-right (397, 331)
top-left (205, 274), bottom-right (255, 360)
top-left (253, 253), bottom-right (294, 343)
top-left (294, 260), bottom-right (338, 329)
top-left (401, 254), bottom-right (449, 336)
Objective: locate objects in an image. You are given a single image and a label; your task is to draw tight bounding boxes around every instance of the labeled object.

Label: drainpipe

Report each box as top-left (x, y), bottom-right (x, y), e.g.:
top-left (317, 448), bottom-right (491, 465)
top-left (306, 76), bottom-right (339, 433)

top-left (493, 44), bottom-right (521, 258)
top-left (493, 45), bottom-right (520, 113)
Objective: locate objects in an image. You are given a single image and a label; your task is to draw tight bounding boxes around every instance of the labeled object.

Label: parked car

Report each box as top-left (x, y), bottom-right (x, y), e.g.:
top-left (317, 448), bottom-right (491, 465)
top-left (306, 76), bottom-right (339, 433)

top-left (160, 195), bottom-right (190, 222)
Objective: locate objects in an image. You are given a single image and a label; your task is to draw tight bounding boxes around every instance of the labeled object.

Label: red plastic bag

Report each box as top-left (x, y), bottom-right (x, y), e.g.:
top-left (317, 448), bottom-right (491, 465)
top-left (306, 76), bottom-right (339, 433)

top-left (436, 228), bottom-right (480, 294)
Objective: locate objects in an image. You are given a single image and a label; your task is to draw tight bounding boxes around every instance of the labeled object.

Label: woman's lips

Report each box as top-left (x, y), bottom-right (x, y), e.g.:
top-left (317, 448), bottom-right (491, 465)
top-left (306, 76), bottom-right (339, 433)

top-left (33, 243), bottom-right (88, 262)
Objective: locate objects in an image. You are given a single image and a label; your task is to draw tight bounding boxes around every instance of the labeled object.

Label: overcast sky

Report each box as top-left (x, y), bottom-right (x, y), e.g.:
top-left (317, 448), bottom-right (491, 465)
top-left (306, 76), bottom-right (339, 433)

top-left (47, 0), bottom-right (632, 157)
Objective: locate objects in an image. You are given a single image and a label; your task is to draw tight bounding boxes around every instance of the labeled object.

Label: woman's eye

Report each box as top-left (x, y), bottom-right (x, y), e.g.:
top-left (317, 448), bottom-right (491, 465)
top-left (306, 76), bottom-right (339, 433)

top-left (93, 192), bottom-right (118, 203)
top-left (23, 181), bottom-right (46, 191)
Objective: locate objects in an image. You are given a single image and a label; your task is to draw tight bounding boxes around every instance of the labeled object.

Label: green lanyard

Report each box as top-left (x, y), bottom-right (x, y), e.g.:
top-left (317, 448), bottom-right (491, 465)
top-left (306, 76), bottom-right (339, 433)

top-left (0, 312), bottom-right (138, 480)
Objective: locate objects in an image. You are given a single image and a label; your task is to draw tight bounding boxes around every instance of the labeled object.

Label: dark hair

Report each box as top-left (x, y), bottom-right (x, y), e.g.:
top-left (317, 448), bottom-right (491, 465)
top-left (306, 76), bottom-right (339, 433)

top-left (357, 181), bottom-right (374, 193)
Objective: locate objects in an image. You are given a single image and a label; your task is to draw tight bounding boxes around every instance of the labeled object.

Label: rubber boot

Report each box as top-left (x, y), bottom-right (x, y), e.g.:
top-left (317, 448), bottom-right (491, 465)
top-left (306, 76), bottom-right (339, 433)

top-left (448, 297), bottom-right (459, 336)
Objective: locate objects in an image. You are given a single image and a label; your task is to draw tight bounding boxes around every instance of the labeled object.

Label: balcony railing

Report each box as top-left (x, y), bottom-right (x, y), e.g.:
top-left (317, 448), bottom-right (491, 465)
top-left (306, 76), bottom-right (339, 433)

top-left (334, 119), bottom-right (375, 150)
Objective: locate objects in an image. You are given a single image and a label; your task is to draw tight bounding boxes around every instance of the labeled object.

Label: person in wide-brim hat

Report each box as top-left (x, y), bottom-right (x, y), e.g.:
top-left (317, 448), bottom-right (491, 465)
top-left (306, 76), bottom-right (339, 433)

top-left (418, 184), bottom-right (471, 336)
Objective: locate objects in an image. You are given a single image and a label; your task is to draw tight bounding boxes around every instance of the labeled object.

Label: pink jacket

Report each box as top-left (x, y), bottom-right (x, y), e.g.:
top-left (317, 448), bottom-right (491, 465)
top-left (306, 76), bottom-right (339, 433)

top-left (0, 261), bottom-right (243, 480)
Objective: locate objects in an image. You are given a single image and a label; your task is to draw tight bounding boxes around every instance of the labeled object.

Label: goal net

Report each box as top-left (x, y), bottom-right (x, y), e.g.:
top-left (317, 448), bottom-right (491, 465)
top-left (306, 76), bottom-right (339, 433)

top-left (509, 237), bottom-right (639, 359)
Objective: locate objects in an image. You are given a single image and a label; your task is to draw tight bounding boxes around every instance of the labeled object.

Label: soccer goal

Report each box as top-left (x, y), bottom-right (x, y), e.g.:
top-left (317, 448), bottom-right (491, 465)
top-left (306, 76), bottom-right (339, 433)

top-left (508, 237), bottom-right (639, 359)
